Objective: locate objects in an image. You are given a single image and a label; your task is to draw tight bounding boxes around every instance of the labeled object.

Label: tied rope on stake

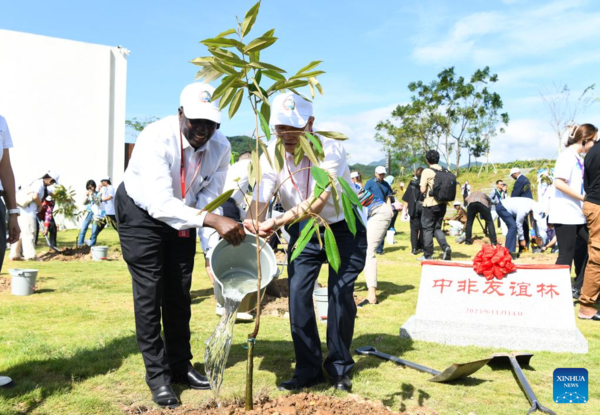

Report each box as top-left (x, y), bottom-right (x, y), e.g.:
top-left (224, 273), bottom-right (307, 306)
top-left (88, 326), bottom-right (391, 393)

top-left (472, 244), bottom-right (516, 280)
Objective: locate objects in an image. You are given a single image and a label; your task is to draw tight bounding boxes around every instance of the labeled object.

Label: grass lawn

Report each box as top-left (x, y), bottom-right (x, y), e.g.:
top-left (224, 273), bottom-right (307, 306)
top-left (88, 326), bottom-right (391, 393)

top-left (0, 222), bottom-right (597, 414)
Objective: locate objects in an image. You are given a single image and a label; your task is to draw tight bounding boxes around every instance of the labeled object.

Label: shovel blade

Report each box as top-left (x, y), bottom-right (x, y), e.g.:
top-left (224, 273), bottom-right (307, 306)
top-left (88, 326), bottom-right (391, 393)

top-left (488, 352), bottom-right (534, 368)
top-left (429, 358), bottom-right (491, 383)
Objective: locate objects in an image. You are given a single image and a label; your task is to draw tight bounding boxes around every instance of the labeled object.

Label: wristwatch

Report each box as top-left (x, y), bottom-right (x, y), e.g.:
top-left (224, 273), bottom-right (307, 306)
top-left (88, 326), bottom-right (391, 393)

top-left (7, 208), bottom-right (20, 216)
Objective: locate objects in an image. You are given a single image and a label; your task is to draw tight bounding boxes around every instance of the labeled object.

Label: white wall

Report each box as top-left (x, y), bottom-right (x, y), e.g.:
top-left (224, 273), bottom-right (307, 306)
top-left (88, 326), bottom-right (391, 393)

top-left (0, 29), bottom-right (128, 227)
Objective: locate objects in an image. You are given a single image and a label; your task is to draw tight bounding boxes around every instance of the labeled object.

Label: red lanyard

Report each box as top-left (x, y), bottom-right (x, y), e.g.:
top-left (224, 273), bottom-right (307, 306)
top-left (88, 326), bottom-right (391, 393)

top-left (179, 130), bottom-right (204, 198)
top-left (286, 156), bottom-right (311, 200)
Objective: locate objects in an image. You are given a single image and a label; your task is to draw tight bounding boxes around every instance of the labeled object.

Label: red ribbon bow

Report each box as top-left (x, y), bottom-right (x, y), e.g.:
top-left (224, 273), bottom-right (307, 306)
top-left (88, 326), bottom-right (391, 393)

top-left (472, 244), bottom-right (516, 280)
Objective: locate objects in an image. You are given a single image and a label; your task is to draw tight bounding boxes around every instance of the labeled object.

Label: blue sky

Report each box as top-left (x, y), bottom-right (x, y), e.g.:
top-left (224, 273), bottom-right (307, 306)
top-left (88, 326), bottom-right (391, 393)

top-left (4, 0), bottom-right (600, 164)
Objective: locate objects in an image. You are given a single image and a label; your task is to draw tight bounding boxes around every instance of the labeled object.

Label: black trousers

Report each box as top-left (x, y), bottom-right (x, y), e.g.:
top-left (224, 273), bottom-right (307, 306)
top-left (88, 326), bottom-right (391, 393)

top-left (0, 199), bottom-right (6, 273)
top-left (465, 202), bottom-right (497, 245)
top-left (115, 183), bottom-right (196, 389)
top-left (286, 219), bottom-right (367, 380)
top-left (409, 213), bottom-right (423, 251)
top-left (554, 223), bottom-right (589, 289)
top-left (421, 204), bottom-right (449, 258)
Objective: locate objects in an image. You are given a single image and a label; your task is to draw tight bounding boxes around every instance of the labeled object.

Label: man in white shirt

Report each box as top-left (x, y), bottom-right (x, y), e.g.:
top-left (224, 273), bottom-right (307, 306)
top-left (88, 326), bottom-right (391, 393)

top-left (116, 83), bottom-right (245, 409)
top-left (99, 177), bottom-right (116, 224)
top-left (10, 170), bottom-right (59, 261)
top-left (244, 93), bottom-right (367, 393)
top-left (496, 197), bottom-right (542, 257)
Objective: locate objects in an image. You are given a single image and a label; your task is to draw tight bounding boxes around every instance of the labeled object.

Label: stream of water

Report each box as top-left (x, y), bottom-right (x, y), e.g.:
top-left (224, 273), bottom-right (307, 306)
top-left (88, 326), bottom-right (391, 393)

top-left (204, 270), bottom-right (258, 400)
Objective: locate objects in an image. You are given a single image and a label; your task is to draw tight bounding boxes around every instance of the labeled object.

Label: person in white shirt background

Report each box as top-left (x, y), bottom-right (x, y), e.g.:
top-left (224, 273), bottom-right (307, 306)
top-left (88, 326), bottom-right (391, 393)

top-left (0, 115), bottom-right (21, 390)
top-left (244, 92), bottom-right (367, 393)
top-left (10, 170), bottom-right (59, 261)
top-left (115, 82), bottom-right (245, 408)
top-left (549, 123), bottom-right (598, 297)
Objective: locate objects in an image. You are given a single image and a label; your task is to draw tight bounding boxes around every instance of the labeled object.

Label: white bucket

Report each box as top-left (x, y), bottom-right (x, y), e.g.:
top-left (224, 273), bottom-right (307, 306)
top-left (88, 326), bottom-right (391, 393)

top-left (209, 234), bottom-right (278, 313)
top-left (386, 230), bottom-right (395, 245)
top-left (9, 269), bottom-right (38, 296)
top-left (91, 246), bottom-right (109, 261)
top-left (313, 287), bottom-right (328, 321)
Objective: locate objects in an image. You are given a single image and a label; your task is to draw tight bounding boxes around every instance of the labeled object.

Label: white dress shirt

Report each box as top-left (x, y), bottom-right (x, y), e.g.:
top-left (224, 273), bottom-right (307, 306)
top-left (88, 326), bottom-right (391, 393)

top-left (255, 135), bottom-right (355, 225)
top-left (0, 115), bottom-right (14, 191)
top-left (500, 197), bottom-right (542, 241)
top-left (20, 179), bottom-right (45, 218)
top-left (100, 185), bottom-right (116, 215)
top-left (123, 115), bottom-right (231, 250)
top-left (224, 158), bottom-right (251, 206)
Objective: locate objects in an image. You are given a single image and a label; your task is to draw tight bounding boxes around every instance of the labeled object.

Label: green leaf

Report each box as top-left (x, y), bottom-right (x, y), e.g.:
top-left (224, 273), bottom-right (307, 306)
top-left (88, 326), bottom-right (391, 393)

top-left (195, 68), bottom-right (223, 83)
top-left (330, 182), bottom-right (341, 217)
top-left (248, 61), bottom-right (286, 73)
top-left (289, 70), bottom-right (325, 80)
top-left (202, 189), bottom-right (235, 212)
top-left (258, 111), bottom-right (271, 141)
top-left (282, 80), bottom-right (309, 90)
top-left (314, 184), bottom-right (325, 199)
top-left (324, 227), bottom-right (341, 273)
top-left (314, 131), bottom-right (348, 141)
top-left (341, 193), bottom-right (357, 237)
top-left (257, 139), bottom-right (273, 169)
top-left (248, 50), bottom-right (260, 62)
top-left (338, 176), bottom-right (362, 208)
top-left (241, 1), bottom-right (260, 37)
top-left (201, 38), bottom-right (242, 48)
top-left (311, 166), bottom-right (329, 189)
top-left (306, 133), bottom-right (323, 158)
top-left (212, 74), bottom-right (240, 101)
top-left (210, 61), bottom-right (238, 76)
top-left (297, 60), bottom-right (323, 74)
top-left (244, 36), bottom-right (278, 53)
top-left (293, 143), bottom-right (305, 166)
top-left (228, 89), bottom-right (244, 119)
top-left (263, 70), bottom-right (286, 81)
top-left (298, 136), bottom-right (319, 166)
top-left (250, 77), bottom-right (267, 102)
top-left (314, 221), bottom-right (323, 249)
top-left (308, 83), bottom-right (315, 99)
top-left (290, 218), bottom-right (316, 263)
top-left (251, 150), bottom-right (261, 186)
top-left (309, 77), bottom-right (324, 95)
top-left (275, 138), bottom-right (285, 172)
top-left (219, 87), bottom-right (237, 111)
top-left (190, 56), bottom-right (215, 66)
top-left (216, 28), bottom-right (237, 38)
top-left (260, 101), bottom-right (271, 129)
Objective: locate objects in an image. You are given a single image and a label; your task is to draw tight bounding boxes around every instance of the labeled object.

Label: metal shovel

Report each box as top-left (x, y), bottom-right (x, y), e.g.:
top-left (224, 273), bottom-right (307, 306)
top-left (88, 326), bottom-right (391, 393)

top-left (37, 219), bottom-right (60, 253)
top-left (355, 346), bottom-right (490, 383)
top-left (488, 353), bottom-right (556, 415)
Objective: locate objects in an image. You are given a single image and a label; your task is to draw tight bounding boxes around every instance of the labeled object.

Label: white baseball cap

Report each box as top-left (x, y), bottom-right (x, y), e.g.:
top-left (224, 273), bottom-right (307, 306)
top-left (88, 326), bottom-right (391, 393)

top-left (101, 176), bottom-right (111, 182)
top-left (375, 166), bottom-right (386, 175)
top-left (269, 92), bottom-right (313, 128)
top-left (180, 83), bottom-right (221, 123)
top-left (350, 172), bottom-right (360, 178)
top-left (510, 167), bottom-right (521, 175)
top-left (453, 201), bottom-right (462, 206)
top-left (46, 170), bottom-right (60, 184)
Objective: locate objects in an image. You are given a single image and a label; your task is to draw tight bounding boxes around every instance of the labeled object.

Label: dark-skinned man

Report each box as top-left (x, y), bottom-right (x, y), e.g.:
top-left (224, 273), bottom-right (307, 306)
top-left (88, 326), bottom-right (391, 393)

top-left (115, 83), bottom-right (246, 409)
top-left (244, 93), bottom-right (367, 393)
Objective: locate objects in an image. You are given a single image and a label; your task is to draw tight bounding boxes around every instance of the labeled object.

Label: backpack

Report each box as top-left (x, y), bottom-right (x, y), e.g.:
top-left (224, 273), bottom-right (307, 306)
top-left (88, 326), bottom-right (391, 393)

top-left (429, 167), bottom-right (457, 203)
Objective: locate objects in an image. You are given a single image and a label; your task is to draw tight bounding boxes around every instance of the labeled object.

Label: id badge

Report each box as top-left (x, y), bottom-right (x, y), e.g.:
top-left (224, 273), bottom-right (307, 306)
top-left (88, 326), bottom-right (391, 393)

top-left (178, 229), bottom-right (190, 238)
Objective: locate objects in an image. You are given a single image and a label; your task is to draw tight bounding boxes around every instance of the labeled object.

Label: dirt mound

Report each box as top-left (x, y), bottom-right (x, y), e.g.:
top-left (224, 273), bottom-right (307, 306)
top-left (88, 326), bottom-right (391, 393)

top-left (125, 392), bottom-right (419, 415)
top-left (0, 276), bottom-right (10, 292)
top-left (262, 278), bottom-right (290, 317)
top-left (39, 246), bottom-right (91, 261)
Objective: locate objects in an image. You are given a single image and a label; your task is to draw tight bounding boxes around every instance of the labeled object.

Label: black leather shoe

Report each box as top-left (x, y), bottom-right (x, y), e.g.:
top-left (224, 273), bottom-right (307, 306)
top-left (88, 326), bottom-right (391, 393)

top-left (331, 375), bottom-right (352, 392)
top-left (277, 374), bottom-right (325, 391)
top-left (579, 311), bottom-right (600, 321)
top-left (572, 288), bottom-right (581, 300)
top-left (173, 367), bottom-right (211, 390)
top-left (411, 249), bottom-right (418, 255)
top-left (151, 385), bottom-right (179, 408)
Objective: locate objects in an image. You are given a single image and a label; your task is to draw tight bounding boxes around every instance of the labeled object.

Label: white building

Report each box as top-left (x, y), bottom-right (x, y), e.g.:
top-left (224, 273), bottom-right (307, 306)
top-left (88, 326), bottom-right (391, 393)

top-left (0, 29), bottom-right (128, 226)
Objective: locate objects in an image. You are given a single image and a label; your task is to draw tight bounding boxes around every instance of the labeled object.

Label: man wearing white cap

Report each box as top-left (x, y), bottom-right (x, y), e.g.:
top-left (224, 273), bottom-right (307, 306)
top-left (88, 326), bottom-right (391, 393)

top-left (115, 83), bottom-right (245, 408)
top-left (510, 167), bottom-right (533, 199)
top-left (496, 197), bottom-right (542, 257)
top-left (365, 166), bottom-right (394, 254)
top-left (244, 92), bottom-right (367, 393)
top-left (10, 170), bottom-right (59, 261)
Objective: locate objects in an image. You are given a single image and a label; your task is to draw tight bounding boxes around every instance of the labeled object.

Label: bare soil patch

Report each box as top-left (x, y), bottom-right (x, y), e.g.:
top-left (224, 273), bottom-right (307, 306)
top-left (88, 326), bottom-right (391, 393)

top-left (37, 246), bottom-right (121, 262)
top-left (124, 392), bottom-right (422, 415)
top-left (0, 276), bottom-right (10, 292)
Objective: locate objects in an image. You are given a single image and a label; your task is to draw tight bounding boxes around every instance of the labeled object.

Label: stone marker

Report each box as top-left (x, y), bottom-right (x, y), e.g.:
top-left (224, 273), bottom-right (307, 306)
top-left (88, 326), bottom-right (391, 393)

top-left (400, 261), bottom-right (588, 353)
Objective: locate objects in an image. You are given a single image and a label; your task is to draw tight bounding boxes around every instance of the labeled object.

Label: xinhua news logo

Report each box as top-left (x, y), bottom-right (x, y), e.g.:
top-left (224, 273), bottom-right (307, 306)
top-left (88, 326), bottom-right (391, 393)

top-left (553, 368), bottom-right (588, 404)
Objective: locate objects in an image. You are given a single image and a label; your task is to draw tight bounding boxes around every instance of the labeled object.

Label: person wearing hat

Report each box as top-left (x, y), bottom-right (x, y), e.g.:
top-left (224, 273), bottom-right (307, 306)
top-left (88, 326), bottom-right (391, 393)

top-left (115, 83), bottom-right (246, 408)
top-left (510, 167), bottom-right (533, 199)
top-left (495, 197), bottom-right (543, 257)
top-left (10, 170), bottom-right (59, 261)
top-left (365, 166), bottom-right (393, 254)
top-left (99, 177), bottom-right (116, 226)
top-left (244, 92), bottom-right (367, 393)
top-left (444, 201), bottom-right (467, 235)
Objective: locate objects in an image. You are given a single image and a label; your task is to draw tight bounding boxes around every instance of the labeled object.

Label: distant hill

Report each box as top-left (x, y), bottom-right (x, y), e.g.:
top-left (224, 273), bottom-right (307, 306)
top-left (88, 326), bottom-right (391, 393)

top-left (228, 135), bottom-right (255, 157)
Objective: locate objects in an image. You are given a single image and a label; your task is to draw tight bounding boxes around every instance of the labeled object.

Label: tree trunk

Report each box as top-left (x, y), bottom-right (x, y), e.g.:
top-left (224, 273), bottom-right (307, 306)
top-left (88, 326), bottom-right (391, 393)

top-left (455, 140), bottom-right (461, 176)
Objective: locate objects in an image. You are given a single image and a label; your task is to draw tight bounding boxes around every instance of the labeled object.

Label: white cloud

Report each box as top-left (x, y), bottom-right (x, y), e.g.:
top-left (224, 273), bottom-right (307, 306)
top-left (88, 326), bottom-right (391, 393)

top-left (315, 105), bottom-right (397, 165)
top-left (488, 118), bottom-right (558, 163)
top-left (412, 0), bottom-right (600, 68)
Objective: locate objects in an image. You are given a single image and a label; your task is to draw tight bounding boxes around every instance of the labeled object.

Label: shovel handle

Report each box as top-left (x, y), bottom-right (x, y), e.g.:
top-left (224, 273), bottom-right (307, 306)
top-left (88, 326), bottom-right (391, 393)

top-left (356, 346), bottom-right (440, 376)
top-left (509, 356), bottom-right (556, 415)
